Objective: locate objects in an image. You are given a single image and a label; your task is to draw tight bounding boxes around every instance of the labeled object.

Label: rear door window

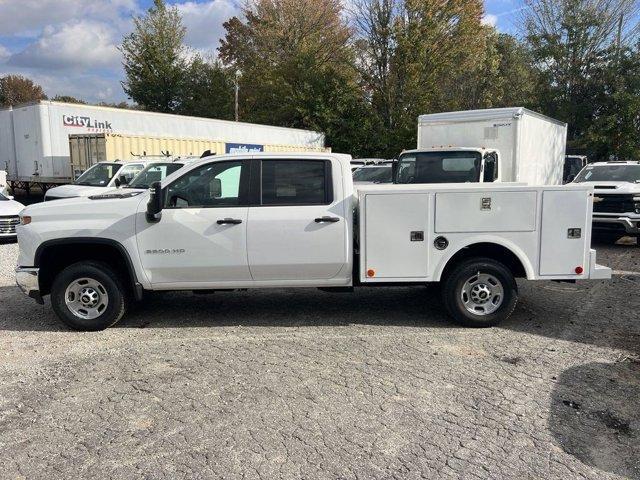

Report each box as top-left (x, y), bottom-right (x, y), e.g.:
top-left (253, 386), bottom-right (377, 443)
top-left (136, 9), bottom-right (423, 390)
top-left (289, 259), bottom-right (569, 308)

top-left (261, 160), bottom-right (332, 205)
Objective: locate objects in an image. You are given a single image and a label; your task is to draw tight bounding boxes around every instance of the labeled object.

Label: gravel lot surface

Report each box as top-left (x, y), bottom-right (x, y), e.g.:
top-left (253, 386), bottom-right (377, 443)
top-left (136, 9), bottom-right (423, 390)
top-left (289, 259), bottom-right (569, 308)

top-left (0, 239), bottom-right (639, 479)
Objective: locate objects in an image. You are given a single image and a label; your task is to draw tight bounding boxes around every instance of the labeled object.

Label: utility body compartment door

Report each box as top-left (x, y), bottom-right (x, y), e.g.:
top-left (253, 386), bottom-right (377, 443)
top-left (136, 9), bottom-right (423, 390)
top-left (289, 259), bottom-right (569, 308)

top-left (435, 191), bottom-right (537, 233)
top-left (362, 193), bottom-right (430, 280)
top-left (539, 189), bottom-right (589, 275)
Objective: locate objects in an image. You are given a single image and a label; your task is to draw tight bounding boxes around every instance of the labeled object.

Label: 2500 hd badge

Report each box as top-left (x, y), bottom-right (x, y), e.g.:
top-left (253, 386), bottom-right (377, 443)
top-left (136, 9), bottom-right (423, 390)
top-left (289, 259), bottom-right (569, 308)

top-left (145, 249), bottom-right (186, 255)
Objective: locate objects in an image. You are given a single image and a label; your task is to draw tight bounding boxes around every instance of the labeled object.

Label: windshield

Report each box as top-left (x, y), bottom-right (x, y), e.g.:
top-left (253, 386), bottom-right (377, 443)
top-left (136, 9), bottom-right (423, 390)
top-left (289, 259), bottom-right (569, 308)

top-left (127, 163), bottom-right (185, 189)
top-left (352, 166), bottom-right (393, 183)
top-left (396, 151), bottom-right (482, 184)
top-left (573, 164), bottom-right (640, 183)
top-left (74, 163), bottom-right (122, 186)
top-left (0, 192), bottom-right (7, 201)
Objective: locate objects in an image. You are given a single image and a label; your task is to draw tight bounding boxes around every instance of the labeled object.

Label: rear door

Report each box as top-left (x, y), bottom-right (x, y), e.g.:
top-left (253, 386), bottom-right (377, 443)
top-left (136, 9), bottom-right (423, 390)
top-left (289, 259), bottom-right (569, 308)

top-left (247, 158), bottom-right (347, 281)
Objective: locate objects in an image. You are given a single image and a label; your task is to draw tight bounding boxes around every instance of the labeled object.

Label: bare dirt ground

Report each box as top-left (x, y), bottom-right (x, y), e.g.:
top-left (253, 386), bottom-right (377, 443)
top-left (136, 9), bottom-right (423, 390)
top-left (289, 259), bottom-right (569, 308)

top-left (0, 240), bottom-right (638, 479)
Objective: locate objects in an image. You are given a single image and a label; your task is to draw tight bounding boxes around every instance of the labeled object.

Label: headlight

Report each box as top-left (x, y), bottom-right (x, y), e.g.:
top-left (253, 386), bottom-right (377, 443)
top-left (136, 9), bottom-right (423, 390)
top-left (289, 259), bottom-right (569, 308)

top-left (20, 215), bottom-right (31, 225)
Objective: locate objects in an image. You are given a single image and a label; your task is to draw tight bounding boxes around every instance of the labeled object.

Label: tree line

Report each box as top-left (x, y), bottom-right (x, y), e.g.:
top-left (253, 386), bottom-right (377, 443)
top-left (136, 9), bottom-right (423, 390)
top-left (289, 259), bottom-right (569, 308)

top-left (2, 0), bottom-right (639, 161)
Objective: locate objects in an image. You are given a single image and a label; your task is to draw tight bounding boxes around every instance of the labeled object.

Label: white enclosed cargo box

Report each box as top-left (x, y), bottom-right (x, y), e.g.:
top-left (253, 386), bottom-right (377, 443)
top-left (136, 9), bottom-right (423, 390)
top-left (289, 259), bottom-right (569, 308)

top-left (0, 101), bottom-right (326, 192)
top-left (417, 107), bottom-right (567, 185)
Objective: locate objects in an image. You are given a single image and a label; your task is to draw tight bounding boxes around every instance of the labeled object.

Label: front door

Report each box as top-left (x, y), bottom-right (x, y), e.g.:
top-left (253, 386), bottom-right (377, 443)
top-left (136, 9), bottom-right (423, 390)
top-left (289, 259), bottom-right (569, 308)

top-left (136, 159), bottom-right (251, 287)
top-left (247, 158), bottom-right (347, 281)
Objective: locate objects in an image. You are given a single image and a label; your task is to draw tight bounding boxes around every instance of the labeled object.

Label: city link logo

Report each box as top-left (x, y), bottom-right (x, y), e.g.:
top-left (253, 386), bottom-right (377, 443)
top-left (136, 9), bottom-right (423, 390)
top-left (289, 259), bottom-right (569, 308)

top-left (145, 248), bottom-right (186, 255)
top-left (62, 114), bottom-right (113, 131)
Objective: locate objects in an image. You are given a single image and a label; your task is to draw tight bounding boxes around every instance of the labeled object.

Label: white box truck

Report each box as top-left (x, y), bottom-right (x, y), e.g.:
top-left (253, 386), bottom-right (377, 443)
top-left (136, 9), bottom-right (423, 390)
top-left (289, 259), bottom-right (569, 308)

top-left (397, 107), bottom-right (567, 186)
top-left (0, 101), bottom-right (326, 193)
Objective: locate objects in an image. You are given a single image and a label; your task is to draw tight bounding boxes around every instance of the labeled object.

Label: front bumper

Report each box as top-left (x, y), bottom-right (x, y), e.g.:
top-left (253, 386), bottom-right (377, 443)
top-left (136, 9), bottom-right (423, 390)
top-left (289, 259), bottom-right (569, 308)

top-left (592, 215), bottom-right (640, 235)
top-left (15, 267), bottom-right (44, 304)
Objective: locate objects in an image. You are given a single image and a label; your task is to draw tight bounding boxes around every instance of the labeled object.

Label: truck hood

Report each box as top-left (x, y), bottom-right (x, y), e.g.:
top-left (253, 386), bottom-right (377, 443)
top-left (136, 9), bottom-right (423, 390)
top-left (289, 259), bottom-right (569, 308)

top-left (45, 184), bottom-right (118, 199)
top-left (580, 181), bottom-right (640, 194)
top-left (0, 199), bottom-right (26, 216)
top-left (25, 190), bottom-right (147, 216)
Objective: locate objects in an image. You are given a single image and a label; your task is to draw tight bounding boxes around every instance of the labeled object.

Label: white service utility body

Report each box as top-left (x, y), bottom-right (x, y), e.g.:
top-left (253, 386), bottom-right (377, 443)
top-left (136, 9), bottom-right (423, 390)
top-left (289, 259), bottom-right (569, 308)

top-left (409, 107), bottom-right (567, 185)
top-left (16, 153), bottom-right (610, 331)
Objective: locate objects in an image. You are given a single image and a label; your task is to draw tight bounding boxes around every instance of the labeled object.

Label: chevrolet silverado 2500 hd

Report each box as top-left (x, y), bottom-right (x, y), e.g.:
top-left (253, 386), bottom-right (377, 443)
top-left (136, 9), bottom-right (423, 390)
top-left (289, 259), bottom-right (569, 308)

top-left (15, 152), bottom-right (611, 331)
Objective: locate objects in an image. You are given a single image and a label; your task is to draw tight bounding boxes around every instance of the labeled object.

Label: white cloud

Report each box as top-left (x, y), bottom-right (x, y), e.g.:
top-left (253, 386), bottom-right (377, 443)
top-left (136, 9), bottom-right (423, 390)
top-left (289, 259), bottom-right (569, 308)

top-left (177, 0), bottom-right (241, 52)
top-left (8, 21), bottom-right (121, 71)
top-left (0, 45), bottom-right (10, 63)
top-left (0, 0), bottom-right (138, 37)
top-left (482, 14), bottom-right (498, 27)
top-left (0, 0), bottom-right (242, 103)
top-left (0, 64), bottom-right (126, 102)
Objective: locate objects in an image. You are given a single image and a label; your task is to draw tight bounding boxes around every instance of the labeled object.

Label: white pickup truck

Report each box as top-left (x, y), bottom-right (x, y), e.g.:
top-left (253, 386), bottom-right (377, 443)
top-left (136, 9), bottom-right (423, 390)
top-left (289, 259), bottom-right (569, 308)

top-left (15, 152), bottom-right (611, 331)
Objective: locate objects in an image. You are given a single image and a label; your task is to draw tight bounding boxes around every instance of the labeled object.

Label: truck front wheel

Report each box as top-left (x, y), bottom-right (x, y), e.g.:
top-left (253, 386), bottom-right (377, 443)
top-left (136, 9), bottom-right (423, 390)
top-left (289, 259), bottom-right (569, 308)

top-left (442, 258), bottom-right (518, 327)
top-left (50, 261), bottom-right (127, 331)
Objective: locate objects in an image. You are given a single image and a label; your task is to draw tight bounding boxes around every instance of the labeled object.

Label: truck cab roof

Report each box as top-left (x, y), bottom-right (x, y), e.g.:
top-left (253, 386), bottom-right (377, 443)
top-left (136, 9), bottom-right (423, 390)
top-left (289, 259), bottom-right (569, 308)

top-left (401, 147), bottom-right (497, 155)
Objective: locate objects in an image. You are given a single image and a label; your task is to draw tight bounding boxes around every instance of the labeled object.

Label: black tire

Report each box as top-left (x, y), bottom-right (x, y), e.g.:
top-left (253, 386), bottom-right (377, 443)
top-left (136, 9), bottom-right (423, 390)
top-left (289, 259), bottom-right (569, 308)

top-left (441, 257), bottom-right (518, 328)
top-left (51, 261), bottom-right (127, 331)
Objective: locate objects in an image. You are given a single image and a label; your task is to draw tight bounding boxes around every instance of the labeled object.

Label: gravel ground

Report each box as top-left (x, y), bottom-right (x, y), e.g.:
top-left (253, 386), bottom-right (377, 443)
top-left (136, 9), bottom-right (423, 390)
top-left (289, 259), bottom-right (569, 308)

top-left (0, 239), bottom-right (639, 479)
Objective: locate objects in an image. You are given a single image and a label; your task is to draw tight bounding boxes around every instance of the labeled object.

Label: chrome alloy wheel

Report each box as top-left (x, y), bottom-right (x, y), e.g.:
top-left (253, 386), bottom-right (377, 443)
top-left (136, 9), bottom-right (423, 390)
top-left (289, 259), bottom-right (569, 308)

top-left (64, 277), bottom-right (109, 320)
top-left (460, 272), bottom-right (504, 315)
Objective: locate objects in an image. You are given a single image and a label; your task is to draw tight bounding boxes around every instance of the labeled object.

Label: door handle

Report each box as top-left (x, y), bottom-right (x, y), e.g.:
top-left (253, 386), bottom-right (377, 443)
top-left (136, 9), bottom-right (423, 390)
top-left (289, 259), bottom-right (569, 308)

top-left (217, 218), bottom-right (242, 225)
top-left (314, 216), bottom-right (340, 223)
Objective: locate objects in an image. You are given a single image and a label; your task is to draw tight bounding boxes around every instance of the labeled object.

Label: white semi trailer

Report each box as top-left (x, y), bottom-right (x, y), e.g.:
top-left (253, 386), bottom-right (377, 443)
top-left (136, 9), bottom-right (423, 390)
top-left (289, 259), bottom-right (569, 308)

top-left (0, 101), bottom-right (326, 193)
top-left (398, 107), bottom-right (567, 186)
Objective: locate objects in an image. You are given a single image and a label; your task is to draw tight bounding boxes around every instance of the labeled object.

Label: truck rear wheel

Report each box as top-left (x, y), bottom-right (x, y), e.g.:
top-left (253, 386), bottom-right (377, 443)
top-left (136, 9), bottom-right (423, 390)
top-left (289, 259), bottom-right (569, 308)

top-left (51, 261), bottom-right (127, 331)
top-left (441, 258), bottom-right (518, 327)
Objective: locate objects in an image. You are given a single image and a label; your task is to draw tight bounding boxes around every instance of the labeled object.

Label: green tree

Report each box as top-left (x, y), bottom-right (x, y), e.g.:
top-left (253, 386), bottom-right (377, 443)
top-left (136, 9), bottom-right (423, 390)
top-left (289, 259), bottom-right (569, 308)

top-left (119, 0), bottom-right (188, 113)
top-left (0, 75), bottom-right (47, 107)
top-left (583, 44), bottom-right (640, 160)
top-left (178, 57), bottom-right (235, 120)
top-left (219, 0), bottom-right (376, 156)
top-left (51, 95), bottom-right (86, 104)
top-left (522, 0), bottom-right (638, 148)
top-left (451, 32), bottom-right (536, 110)
top-left (97, 101), bottom-right (136, 109)
top-left (354, 0), bottom-right (492, 155)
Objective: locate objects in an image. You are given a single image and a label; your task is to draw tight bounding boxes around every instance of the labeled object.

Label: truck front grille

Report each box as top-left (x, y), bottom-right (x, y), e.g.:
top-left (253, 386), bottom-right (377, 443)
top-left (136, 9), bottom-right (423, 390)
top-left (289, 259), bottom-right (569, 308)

top-left (0, 216), bottom-right (19, 235)
top-left (593, 194), bottom-right (636, 213)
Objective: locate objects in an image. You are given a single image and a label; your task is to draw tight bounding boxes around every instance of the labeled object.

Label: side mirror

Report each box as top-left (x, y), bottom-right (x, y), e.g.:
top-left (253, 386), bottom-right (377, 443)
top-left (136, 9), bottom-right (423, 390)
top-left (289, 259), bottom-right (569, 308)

top-left (211, 178), bottom-right (222, 198)
top-left (146, 181), bottom-right (163, 222)
top-left (391, 161), bottom-right (399, 183)
top-left (118, 174), bottom-right (130, 186)
top-left (114, 177), bottom-right (121, 188)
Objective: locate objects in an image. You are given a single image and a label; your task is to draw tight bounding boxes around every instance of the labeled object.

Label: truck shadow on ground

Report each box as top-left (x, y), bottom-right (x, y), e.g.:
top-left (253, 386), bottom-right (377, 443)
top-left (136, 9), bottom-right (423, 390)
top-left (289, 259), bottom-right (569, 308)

top-left (549, 360), bottom-right (640, 479)
top-left (0, 284), bottom-right (457, 332)
top-left (0, 271), bottom-right (637, 355)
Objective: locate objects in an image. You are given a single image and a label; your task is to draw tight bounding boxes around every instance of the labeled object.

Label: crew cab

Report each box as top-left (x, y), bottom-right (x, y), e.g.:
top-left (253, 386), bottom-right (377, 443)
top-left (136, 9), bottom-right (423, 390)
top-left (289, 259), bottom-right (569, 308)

top-left (16, 153), bottom-right (611, 331)
top-left (572, 160), bottom-right (640, 242)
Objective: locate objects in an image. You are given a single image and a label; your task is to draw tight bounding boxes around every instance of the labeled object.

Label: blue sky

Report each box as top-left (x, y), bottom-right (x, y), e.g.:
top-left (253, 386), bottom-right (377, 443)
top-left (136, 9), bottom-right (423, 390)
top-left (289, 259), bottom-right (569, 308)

top-left (0, 0), bottom-right (524, 103)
